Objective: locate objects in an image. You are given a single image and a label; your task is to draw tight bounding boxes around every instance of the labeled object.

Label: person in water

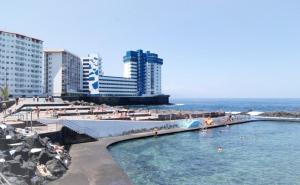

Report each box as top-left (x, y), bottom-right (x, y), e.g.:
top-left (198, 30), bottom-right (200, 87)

top-left (153, 128), bottom-right (158, 137)
top-left (217, 147), bottom-right (223, 153)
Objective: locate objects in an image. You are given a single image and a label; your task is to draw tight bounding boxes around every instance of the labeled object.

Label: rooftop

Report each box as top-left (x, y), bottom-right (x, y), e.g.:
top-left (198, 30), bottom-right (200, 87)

top-left (44, 49), bottom-right (80, 58)
top-left (0, 29), bottom-right (43, 42)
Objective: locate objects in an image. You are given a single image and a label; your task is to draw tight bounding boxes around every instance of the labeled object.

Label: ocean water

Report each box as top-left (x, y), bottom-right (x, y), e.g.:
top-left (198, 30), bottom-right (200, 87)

top-left (133, 98), bottom-right (300, 112)
top-left (110, 121), bottom-right (300, 185)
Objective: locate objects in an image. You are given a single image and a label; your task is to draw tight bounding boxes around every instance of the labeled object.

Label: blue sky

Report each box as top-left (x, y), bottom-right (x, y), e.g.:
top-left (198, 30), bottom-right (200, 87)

top-left (1, 0), bottom-right (300, 98)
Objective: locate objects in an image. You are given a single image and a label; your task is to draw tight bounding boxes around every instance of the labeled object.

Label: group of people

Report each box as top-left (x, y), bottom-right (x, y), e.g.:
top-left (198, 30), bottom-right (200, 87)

top-left (45, 96), bottom-right (54, 102)
top-left (32, 96), bottom-right (54, 103)
top-left (204, 117), bottom-right (214, 126)
top-left (32, 96), bottom-right (40, 102)
top-left (203, 114), bottom-right (241, 127)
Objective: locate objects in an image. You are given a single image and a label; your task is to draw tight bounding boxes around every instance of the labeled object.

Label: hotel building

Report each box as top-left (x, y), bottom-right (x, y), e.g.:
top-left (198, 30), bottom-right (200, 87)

top-left (82, 54), bottom-right (137, 96)
top-left (123, 50), bottom-right (163, 96)
top-left (82, 50), bottom-right (162, 97)
top-left (0, 30), bottom-right (43, 97)
top-left (98, 76), bottom-right (137, 96)
top-left (82, 54), bottom-right (103, 94)
top-left (44, 49), bottom-right (81, 96)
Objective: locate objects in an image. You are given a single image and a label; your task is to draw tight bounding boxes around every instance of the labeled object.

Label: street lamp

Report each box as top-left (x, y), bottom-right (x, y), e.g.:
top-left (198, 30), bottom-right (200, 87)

top-left (27, 107), bottom-right (33, 131)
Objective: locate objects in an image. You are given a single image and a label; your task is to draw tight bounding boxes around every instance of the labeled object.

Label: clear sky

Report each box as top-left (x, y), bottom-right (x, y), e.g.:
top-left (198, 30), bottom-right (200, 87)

top-left (1, 0), bottom-right (300, 98)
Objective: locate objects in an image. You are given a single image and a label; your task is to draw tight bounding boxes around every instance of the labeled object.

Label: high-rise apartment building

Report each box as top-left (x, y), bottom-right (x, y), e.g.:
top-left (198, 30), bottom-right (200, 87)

top-left (44, 49), bottom-right (81, 96)
top-left (0, 30), bottom-right (43, 97)
top-left (123, 50), bottom-right (163, 96)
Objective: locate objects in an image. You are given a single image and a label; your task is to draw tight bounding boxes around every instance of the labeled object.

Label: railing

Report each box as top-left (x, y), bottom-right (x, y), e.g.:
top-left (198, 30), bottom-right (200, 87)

top-left (3, 112), bottom-right (25, 121)
top-left (0, 172), bottom-right (12, 185)
top-left (62, 119), bottom-right (99, 139)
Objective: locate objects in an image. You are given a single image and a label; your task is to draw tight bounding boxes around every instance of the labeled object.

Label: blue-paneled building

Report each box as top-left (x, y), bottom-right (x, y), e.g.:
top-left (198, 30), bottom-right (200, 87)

top-left (123, 50), bottom-right (163, 96)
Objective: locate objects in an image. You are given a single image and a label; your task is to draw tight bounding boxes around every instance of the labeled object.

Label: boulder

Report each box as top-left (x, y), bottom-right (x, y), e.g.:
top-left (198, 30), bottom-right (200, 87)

top-left (5, 176), bottom-right (29, 185)
top-left (21, 161), bottom-right (36, 177)
top-left (6, 160), bottom-right (25, 176)
top-left (0, 138), bottom-right (9, 150)
top-left (20, 148), bottom-right (30, 161)
top-left (0, 160), bottom-right (9, 172)
top-left (24, 134), bottom-right (41, 148)
top-left (13, 155), bottom-right (22, 162)
top-left (46, 159), bottom-right (66, 177)
top-left (38, 151), bottom-right (55, 164)
top-left (39, 137), bottom-right (50, 147)
top-left (30, 175), bottom-right (45, 185)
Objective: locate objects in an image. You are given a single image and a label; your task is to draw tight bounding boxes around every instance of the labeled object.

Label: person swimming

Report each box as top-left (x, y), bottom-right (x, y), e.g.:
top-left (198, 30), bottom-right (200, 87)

top-left (217, 147), bottom-right (223, 153)
top-left (153, 128), bottom-right (158, 137)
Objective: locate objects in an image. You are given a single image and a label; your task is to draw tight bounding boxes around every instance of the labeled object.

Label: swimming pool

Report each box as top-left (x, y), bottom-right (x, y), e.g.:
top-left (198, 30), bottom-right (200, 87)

top-left (109, 121), bottom-right (300, 185)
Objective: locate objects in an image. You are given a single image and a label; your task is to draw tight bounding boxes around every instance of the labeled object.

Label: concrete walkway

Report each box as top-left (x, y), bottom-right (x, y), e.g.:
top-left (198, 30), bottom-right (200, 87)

top-left (49, 136), bottom-right (137, 185)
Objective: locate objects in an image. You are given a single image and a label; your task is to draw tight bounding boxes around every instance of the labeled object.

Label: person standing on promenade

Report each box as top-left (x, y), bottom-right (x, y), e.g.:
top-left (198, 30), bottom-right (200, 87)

top-left (36, 106), bottom-right (40, 119)
top-left (2, 102), bottom-right (7, 116)
top-left (15, 97), bottom-right (19, 105)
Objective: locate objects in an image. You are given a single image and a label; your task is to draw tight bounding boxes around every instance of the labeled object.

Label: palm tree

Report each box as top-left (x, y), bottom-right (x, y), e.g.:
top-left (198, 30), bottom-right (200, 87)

top-left (0, 86), bottom-right (9, 120)
top-left (0, 85), bottom-right (9, 101)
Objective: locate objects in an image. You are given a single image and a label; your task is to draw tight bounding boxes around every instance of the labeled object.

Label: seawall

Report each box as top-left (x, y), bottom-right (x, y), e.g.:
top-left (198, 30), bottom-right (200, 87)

top-left (62, 94), bottom-right (170, 106)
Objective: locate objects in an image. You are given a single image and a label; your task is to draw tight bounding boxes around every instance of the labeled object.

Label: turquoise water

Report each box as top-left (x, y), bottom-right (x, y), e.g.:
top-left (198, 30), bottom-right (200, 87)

top-left (109, 121), bottom-right (300, 185)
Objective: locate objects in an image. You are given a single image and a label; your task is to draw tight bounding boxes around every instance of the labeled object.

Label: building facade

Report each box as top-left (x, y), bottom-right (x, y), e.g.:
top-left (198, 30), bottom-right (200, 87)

top-left (82, 54), bottom-right (103, 94)
top-left (82, 54), bottom-right (137, 96)
top-left (0, 30), bottom-right (43, 97)
top-left (44, 49), bottom-right (81, 96)
top-left (98, 76), bottom-right (137, 96)
top-left (123, 50), bottom-right (163, 96)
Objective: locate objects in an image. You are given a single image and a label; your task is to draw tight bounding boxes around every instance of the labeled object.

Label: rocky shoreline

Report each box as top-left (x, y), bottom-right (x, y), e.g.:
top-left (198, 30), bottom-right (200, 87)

top-left (0, 124), bottom-right (70, 185)
top-left (148, 109), bottom-right (225, 120)
top-left (259, 111), bottom-right (300, 118)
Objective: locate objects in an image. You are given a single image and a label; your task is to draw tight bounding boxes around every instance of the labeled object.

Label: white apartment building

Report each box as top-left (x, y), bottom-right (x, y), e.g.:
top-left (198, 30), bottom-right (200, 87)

top-left (44, 49), bottom-right (81, 96)
top-left (0, 30), bottom-right (43, 97)
top-left (99, 76), bottom-right (137, 96)
top-left (82, 54), bottom-right (103, 94)
top-left (145, 60), bottom-right (162, 95)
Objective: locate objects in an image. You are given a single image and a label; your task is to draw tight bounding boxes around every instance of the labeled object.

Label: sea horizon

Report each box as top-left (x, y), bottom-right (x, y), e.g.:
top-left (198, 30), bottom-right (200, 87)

top-left (133, 98), bottom-right (300, 113)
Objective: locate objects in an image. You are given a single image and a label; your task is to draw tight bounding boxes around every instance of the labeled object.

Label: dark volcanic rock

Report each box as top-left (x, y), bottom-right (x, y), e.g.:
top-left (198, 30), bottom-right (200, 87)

top-left (46, 159), bottom-right (67, 178)
top-left (6, 160), bottom-right (24, 176)
top-left (0, 125), bottom-right (70, 185)
top-left (6, 176), bottom-right (29, 185)
top-left (260, 111), bottom-right (300, 118)
top-left (38, 151), bottom-right (55, 165)
top-left (25, 134), bottom-right (42, 148)
top-left (31, 175), bottom-right (46, 185)
top-left (21, 161), bottom-right (36, 177)
top-left (39, 137), bottom-right (50, 147)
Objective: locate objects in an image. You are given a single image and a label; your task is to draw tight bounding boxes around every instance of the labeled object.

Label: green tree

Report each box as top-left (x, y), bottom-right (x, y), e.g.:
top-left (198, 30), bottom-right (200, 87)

top-left (0, 85), bottom-right (9, 101)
